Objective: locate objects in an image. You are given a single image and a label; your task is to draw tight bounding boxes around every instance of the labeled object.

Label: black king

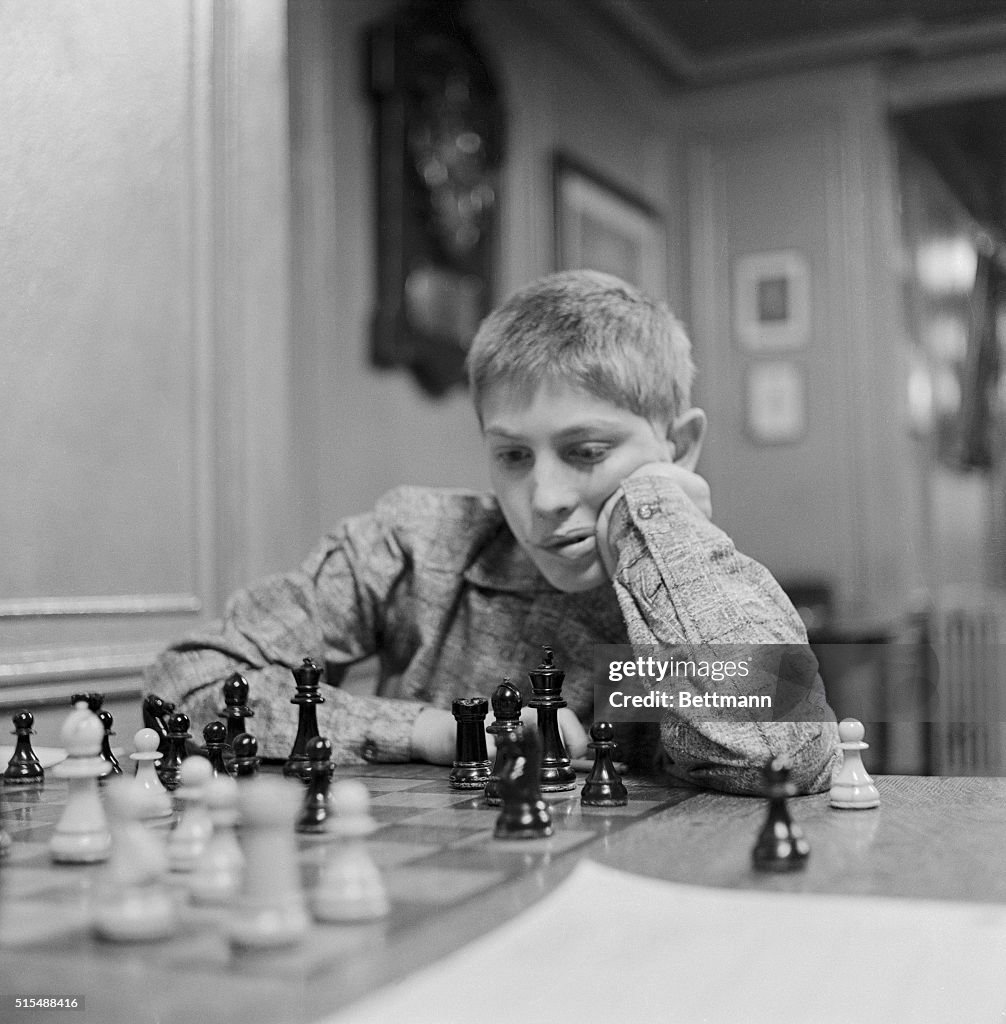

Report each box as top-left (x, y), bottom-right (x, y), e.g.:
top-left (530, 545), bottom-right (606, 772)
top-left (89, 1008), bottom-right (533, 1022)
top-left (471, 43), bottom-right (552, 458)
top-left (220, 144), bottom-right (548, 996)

top-left (528, 645), bottom-right (576, 792)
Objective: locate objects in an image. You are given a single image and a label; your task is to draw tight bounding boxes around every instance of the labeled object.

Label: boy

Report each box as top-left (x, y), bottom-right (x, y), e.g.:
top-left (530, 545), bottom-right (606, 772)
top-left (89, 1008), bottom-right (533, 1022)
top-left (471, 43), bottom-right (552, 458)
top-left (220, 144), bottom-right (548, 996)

top-left (146, 270), bottom-right (839, 795)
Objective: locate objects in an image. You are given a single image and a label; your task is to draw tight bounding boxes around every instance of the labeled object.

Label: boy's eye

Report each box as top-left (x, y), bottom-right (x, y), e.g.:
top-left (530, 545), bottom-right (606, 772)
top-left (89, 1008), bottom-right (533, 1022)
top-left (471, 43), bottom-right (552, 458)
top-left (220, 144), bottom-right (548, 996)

top-left (493, 447), bottom-right (531, 468)
top-left (567, 443), bottom-right (610, 463)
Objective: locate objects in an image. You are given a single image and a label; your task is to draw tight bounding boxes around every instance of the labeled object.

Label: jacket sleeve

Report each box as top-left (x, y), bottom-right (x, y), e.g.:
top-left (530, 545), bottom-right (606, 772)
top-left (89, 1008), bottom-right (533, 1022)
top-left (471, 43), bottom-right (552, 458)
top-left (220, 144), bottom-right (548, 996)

top-left (606, 473), bottom-right (840, 795)
top-left (144, 492), bottom-right (425, 765)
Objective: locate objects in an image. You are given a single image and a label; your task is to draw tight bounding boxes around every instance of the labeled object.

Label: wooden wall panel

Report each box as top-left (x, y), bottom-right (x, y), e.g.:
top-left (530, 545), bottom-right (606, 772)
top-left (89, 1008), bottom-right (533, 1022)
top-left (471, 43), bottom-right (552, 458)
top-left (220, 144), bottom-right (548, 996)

top-left (681, 69), bottom-right (913, 619)
top-left (0, 0), bottom-right (295, 744)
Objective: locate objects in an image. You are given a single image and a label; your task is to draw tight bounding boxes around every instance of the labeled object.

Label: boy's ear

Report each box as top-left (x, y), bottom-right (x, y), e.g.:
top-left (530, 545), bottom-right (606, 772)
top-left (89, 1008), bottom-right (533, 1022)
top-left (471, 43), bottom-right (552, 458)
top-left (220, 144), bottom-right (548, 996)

top-left (667, 408), bottom-right (707, 470)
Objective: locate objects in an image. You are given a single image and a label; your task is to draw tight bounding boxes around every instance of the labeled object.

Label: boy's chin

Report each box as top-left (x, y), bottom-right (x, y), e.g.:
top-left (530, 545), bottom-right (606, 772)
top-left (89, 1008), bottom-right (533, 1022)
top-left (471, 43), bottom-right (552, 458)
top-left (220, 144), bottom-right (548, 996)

top-left (534, 558), bottom-right (609, 594)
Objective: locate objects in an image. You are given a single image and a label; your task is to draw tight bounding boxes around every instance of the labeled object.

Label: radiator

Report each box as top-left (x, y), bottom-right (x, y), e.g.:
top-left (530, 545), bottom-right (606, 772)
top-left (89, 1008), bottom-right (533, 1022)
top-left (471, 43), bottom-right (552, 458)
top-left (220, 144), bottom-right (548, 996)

top-left (930, 597), bottom-right (1006, 775)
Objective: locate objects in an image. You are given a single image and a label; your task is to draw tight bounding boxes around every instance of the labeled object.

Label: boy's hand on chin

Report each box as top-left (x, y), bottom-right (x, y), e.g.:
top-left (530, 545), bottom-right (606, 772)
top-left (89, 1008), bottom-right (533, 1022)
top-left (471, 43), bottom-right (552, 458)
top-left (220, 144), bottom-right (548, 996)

top-left (595, 461), bottom-right (713, 576)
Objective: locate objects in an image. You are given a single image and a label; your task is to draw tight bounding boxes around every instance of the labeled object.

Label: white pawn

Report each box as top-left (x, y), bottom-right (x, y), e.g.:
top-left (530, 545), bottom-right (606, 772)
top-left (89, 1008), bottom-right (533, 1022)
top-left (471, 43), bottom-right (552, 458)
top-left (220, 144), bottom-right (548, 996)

top-left (830, 718), bottom-right (880, 809)
top-left (229, 776), bottom-right (310, 949)
top-left (50, 702), bottom-right (112, 863)
top-left (311, 779), bottom-right (389, 923)
top-left (168, 755), bottom-right (214, 872)
top-left (93, 775), bottom-right (177, 941)
top-left (189, 774), bottom-right (244, 905)
top-left (129, 728), bottom-right (173, 819)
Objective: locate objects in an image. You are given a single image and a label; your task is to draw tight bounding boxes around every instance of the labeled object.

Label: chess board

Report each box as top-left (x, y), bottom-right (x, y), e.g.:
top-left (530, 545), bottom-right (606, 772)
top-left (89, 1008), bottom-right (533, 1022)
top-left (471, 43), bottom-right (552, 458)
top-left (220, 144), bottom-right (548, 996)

top-left (0, 763), bottom-right (696, 1024)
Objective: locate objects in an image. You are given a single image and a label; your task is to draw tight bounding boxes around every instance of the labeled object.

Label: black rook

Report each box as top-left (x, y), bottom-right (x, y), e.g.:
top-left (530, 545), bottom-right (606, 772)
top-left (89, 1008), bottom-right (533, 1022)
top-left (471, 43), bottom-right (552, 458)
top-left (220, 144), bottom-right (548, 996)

top-left (449, 697), bottom-right (492, 789)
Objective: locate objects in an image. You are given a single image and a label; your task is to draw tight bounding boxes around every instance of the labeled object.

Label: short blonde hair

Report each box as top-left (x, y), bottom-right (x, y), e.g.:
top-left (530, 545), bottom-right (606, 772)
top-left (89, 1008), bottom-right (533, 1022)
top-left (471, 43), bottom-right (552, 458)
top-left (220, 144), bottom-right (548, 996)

top-left (467, 270), bottom-right (695, 424)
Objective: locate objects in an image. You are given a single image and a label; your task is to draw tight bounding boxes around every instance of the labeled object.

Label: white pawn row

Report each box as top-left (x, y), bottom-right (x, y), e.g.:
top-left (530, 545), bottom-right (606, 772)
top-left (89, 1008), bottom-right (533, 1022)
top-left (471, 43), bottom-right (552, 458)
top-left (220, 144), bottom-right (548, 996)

top-left (42, 711), bottom-right (390, 946)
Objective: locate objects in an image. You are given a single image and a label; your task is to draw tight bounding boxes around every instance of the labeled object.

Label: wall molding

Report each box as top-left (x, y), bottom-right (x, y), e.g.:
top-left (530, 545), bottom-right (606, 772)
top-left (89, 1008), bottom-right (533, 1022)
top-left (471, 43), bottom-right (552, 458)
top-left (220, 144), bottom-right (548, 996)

top-left (0, 642), bottom-right (162, 683)
top-left (0, 642), bottom-right (162, 714)
top-left (0, 594), bottom-right (202, 619)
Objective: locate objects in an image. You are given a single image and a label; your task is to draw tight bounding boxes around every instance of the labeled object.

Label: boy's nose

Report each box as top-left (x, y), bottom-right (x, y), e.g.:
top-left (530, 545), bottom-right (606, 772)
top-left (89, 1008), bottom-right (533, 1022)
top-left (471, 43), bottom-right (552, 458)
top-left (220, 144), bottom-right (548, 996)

top-left (529, 464), bottom-right (578, 518)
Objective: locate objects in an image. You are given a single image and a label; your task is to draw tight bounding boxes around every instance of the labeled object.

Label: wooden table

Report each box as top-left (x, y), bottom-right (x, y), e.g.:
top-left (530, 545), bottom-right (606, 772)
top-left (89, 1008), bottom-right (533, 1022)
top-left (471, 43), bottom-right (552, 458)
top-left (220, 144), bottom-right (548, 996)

top-left (2, 767), bottom-right (1004, 1024)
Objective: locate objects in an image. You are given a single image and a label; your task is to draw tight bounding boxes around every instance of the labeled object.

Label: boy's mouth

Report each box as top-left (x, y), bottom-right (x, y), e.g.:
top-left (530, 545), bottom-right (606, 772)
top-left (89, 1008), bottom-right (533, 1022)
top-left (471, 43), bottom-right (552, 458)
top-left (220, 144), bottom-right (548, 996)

top-left (539, 530), bottom-right (596, 560)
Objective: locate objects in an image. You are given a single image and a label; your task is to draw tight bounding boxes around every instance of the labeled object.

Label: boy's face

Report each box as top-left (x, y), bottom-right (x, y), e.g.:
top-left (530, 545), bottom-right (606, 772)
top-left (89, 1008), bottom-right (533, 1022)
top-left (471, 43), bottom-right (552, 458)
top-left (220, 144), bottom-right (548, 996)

top-left (481, 380), bottom-right (673, 592)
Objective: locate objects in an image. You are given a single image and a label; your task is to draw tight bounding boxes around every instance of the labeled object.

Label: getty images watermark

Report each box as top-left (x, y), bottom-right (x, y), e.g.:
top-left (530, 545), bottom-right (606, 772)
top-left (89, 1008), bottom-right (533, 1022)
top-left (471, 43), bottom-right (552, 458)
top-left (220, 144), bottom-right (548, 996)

top-left (591, 644), bottom-right (941, 724)
top-left (606, 653), bottom-right (761, 710)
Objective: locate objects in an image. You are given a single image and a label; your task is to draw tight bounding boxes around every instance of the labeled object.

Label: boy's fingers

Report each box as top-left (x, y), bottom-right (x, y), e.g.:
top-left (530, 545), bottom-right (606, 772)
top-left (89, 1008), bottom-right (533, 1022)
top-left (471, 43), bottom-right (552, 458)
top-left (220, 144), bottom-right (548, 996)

top-left (558, 708), bottom-right (588, 759)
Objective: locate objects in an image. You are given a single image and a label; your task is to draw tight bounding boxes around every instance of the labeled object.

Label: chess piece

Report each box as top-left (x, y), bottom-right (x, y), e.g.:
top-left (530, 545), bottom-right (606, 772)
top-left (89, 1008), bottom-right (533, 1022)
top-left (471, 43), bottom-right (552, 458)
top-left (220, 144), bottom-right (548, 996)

top-left (449, 697), bottom-right (492, 789)
top-left (580, 722), bottom-right (628, 807)
top-left (202, 721), bottom-right (231, 777)
top-left (311, 779), bottom-right (389, 922)
top-left (296, 736), bottom-right (334, 834)
top-left (284, 658), bottom-right (325, 781)
top-left (494, 728), bottom-right (553, 840)
top-left (485, 679), bottom-right (523, 807)
top-left (93, 775), bottom-right (177, 942)
top-left (71, 692), bottom-right (104, 714)
top-left (50, 702), bottom-right (112, 863)
top-left (221, 673), bottom-right (254, 749)
top-left (230, 733), bottom-right (260, 778)
top-left (157, 712), bottom-right (191, 792)
top-left (168, 756), bottom-right (214, 872)
top-left (752, 757), bottom-right (810, 872)
top-left (229, 776), bottom-right (310, 948)
top-left (4, 709), bottom-right (45, 784)
top-left (527, 646), bottom-right (576, 792)
top-left (830, 718), bottom-right (881, 809)
top-left (189, 775), bottom-right (244, 905)
top-left (129, 727), bottom-right (173, 819)
top-left (142, 693), bottom-right (176, 757)
top-left (97, 710), bottom-right (123, 777)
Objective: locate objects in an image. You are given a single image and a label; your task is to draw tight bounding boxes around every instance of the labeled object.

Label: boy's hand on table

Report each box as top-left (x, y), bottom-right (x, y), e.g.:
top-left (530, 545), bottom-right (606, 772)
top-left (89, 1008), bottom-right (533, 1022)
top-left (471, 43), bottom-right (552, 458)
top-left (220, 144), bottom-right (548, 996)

top-left (595, 461), bottom-right (712, 576)
top-left (410, 705), bottom-right (588, 765)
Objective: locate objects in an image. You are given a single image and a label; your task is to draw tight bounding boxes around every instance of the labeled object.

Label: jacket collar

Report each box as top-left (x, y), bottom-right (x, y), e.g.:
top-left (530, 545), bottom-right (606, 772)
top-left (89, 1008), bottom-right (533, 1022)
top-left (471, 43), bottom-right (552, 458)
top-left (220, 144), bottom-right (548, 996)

top-left (463, 524), bottom-right (557, 594)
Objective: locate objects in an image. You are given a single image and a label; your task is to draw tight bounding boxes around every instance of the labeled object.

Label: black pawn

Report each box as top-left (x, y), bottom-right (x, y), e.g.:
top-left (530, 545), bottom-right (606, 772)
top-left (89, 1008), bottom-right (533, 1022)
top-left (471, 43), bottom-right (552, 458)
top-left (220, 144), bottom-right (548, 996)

top-left (752, 757), bottom-right (810, 872)
top-left (142, 693), bottom-right (176, 757)
top-left (97, 710), bottom-right (123, 777)
top-left (296, 736), bottom-right (334, 834)
top-left (284, 658), bottom-right (325, 781)
top-left (202, 721), bottom-right (231, 776)
top-left (580, 722), bottom-right (628, 807)
top-left (485, 680), bottom-right (523, 807)
top-left (449, 697), bottom-right (492, 789)
top-left (220, 673), bottom-right (254, 749)
top-left (230, 733), bottom-right (260, 778)
top-left (527, 645), bottom-right (576, 792)
top-left (494, 729), bottom-right (552, 840)
top-left (71, 692), bottom-right (104, 714)
top-left (4, 710), bottom-right (44, 785)
top-left (157, 712), bottom-right (191, 792)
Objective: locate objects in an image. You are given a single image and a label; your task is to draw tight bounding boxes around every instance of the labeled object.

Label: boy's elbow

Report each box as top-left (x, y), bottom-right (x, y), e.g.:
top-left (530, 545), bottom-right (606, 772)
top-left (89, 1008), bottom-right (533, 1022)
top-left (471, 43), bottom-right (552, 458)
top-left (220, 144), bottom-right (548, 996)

top-left (659, 719), bottom-right (840, 797)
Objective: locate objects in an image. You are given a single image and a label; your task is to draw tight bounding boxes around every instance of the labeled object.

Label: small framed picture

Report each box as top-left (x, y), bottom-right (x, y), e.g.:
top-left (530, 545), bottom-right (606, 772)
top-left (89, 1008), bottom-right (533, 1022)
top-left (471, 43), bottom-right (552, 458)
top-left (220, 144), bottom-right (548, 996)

top-left (734, 250), bottom-right (810, 351)
top-left (553, 153), bottom-right (665, 297)
top-left (745, 361), bottom-right (806, 445)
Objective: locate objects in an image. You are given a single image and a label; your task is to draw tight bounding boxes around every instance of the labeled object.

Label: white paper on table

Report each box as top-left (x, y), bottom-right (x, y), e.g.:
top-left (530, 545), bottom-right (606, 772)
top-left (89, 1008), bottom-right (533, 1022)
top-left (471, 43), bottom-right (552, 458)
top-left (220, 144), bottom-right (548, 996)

top-left (321, 860), bottom-right (1006, 1024)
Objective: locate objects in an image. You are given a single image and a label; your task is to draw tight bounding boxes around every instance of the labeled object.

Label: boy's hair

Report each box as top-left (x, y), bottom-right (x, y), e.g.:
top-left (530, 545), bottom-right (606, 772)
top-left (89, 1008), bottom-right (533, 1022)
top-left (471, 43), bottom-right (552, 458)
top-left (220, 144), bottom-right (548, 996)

top-left (466, 270), bottom-right (695, 424)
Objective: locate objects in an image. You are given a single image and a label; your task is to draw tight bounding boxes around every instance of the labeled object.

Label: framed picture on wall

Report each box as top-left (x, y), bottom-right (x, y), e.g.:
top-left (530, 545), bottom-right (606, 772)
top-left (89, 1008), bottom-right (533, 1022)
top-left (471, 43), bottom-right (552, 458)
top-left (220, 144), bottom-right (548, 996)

top-left (745, 360), bottom-right (806, 445)
top-left (553, 153), bottom-right (665, 297)
top-left (733, 249), bottom-right (810, 351)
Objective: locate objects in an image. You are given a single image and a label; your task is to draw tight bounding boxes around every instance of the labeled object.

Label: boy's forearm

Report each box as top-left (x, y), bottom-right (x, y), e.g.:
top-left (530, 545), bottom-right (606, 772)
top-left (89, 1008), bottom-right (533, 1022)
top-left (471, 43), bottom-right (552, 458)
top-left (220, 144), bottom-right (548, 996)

top-left (605, 472), bottom-right (840, 792)
top-left (146, 644), bottom-right (423, 765)
top-left (659, 717), bottom-right (841, 795)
